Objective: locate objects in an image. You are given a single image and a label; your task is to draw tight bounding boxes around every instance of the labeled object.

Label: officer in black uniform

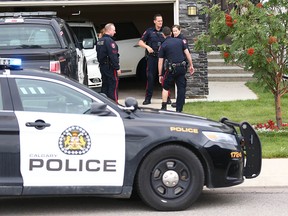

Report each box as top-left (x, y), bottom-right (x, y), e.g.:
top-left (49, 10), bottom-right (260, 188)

top-left (158, 26), bottom-right (194, 112)
top-left (96, 23), bottom-right (121, 103)
top-left (138, 14), bottom-right (165, 105)
top-left (170, 24), bottom-right (190, 108)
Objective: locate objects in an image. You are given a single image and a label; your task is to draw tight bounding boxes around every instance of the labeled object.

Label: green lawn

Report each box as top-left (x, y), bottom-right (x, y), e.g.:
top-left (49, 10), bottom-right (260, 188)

top-left (183, 81), bottom-right (288, 158)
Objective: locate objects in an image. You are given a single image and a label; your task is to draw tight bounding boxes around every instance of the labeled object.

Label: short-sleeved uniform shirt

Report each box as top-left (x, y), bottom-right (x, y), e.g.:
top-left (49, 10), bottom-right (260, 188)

top-left (158, 36), bottom-right (186, 63)
top-left (176, 33), bottom-right (189, 51)
top-left (140, 27), bottom-right (165, 53)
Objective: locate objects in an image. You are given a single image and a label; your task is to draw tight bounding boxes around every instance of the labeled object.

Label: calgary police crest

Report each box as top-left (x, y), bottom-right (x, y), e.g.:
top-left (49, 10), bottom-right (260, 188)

top-left (58, 126), bottom-right (91, 155)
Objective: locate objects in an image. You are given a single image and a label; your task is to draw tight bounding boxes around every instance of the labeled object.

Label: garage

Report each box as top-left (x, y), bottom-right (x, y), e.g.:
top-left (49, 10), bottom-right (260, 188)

top-left (0, 0), bottom-right (175, 40)
top-left (0, 0), bottom-right (209, 100)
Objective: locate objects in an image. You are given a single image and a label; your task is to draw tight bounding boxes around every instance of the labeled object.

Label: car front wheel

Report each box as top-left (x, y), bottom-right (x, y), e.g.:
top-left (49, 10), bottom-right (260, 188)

top-left (136, 144), bottom-right (204, 211)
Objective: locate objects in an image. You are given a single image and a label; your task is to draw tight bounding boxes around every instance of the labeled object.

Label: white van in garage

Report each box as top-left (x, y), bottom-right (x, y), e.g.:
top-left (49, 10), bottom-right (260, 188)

top-left (69, 21), bottom-right (147, 88)
top-left (68, 21), bottom-right (102, 89)
top-left (111, 22), bottom-right (147, 80)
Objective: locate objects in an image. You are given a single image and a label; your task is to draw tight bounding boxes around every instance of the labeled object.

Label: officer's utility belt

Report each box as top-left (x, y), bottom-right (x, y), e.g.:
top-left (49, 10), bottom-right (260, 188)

top-left (166, 61), bottom-right (186, 74)
top-left (171, 61), bottom-right (187, 68)
top-left (148, 51), bottom-right (159, 57)
top-left (100, 57), bottom-right (111, 65)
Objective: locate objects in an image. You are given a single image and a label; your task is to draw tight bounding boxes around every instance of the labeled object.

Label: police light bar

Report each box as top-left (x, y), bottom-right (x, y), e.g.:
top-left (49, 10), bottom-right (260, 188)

top-left (5, 18), bottom-right (24, 23)
top-left (0, 11), bottom-right (57, 18)
top-left (0, 58), bottom-right (22, 67)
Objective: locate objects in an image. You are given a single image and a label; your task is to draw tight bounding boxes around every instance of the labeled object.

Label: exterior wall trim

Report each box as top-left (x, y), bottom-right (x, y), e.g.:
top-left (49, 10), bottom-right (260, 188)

top-left (173, 0), bottom-right (179, 24)
top-left (0, 0), bottom-right (176, 7)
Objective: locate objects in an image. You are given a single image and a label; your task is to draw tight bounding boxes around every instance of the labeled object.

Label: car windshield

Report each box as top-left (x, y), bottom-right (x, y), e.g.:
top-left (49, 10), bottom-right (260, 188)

top-left (70, 26), bottom-right (97, 45)
top-left (0, 24), bottom-right (61, 49)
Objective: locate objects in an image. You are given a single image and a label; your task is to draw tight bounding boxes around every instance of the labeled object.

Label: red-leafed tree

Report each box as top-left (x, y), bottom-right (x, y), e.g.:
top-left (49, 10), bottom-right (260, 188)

top-left (195, 0), bottom-right (288, 128)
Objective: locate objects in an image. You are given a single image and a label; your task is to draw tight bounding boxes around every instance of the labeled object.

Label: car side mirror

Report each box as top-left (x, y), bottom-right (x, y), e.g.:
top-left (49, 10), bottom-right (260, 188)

top-left (124, 97), bottom-right (138, 112)
top-left (82, 38), bottom-right (94, 49)
top-left (90, 102), bottom-right (111, 116)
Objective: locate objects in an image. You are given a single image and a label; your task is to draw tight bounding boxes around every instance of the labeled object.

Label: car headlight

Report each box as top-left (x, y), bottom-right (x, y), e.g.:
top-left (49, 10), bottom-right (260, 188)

top-left (203, 131), bottom-right (237, 145)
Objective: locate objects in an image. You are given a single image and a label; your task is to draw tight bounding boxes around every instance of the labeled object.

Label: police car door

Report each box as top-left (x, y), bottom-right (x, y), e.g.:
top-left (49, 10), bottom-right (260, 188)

top-left (12, 77), bottom-right (125, 191)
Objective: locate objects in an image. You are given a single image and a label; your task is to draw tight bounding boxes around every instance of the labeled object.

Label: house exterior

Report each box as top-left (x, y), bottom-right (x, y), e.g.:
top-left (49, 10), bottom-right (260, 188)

top-left (1, 0), bottom-right (259, 98)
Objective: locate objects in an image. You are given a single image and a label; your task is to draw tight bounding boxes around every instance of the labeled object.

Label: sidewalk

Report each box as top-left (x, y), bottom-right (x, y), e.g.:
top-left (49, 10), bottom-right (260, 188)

top-left (119, 81), bottom-right (258, 109)
top-left (239, 159), bottom-right (288, 187)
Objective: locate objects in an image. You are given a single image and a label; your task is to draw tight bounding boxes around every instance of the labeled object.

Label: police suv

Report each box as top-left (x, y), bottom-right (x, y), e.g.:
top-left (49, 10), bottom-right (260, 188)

top-left (0, 11), bottom-right (91, 86)
top-left (0, 58), bottom-right (261, 211)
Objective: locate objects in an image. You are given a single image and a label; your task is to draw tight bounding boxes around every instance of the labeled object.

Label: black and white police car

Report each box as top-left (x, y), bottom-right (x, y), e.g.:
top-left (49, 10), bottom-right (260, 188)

top-left (0, 58), bottom-right (261, 211)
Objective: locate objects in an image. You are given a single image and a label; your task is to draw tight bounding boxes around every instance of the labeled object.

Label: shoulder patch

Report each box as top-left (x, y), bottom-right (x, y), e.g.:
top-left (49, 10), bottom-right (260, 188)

top-left (97, 41), bottom-right (104, 45)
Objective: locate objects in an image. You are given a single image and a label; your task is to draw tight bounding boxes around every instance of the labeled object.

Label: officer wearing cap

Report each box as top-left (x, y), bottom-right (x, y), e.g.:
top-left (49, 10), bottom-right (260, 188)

top-left (96, 23), bottom-right (121, 102)
top-left (138, 14), bottom-right (165, 105)
top-left (158, 26), bottom-right (194, 112)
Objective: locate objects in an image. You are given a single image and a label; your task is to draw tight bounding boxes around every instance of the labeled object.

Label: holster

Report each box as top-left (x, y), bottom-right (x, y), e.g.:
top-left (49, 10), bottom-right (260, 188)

top-left (169, 61), bottom-right (187, 74)
top-left (164, 59), bottom-right (169, 71)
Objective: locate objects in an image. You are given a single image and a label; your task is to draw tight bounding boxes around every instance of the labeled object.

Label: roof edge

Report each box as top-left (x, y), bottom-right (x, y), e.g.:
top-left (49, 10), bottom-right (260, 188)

top-left (0, 0), bottom-right (176, 7)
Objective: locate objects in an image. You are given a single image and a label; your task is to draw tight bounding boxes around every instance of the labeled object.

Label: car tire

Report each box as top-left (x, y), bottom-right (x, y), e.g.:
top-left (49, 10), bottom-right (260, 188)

top-left (136, 144), bottom-right (204, 211)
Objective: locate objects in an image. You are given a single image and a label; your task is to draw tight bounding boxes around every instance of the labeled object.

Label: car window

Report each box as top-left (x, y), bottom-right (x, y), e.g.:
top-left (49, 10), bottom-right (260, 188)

top-left (61, 25), bottom-right (75, 49)
top-left (65, 24), bottom-right (81, 49)
top-left (0, 24), bottom-right (61, 49)
top-left (71, 26), bottom-right (97, 45)
top-left (15, 78), bottom-right (93, 114)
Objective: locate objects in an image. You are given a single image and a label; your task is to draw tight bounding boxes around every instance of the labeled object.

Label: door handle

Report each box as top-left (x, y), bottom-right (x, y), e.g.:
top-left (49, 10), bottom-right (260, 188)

top-left (25, 119), bottom-right (51, 130)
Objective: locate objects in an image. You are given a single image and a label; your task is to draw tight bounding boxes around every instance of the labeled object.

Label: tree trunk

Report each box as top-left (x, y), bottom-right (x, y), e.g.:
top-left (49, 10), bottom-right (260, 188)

top-left (274, 92), bottom-right (282, 128)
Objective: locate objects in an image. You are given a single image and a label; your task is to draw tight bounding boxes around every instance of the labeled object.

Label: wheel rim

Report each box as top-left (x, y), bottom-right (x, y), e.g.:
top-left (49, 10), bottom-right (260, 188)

top-left (151, 159), bottom-right (191, 199)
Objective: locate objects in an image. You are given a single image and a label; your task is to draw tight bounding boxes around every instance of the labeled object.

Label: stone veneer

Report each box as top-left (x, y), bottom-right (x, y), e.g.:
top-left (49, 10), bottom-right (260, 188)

top-left (179, 0), bottom-right (208, 98)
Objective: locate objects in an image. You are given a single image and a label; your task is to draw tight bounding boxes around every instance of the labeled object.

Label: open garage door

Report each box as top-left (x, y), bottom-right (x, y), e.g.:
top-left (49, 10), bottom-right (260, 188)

top-left (0, 0), bottom-right (176, 101)
top-left (0, 1), bottom-right (175, 34)
top-left (0, 1), bottom-right (175, 76)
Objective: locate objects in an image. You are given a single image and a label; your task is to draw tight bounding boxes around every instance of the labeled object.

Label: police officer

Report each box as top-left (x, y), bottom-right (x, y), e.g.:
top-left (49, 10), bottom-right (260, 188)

top-left (170, 24), bottom-right (190, 108)
top-left (96, 23), bottom-right (121, 102)
top-left (158, 26), bottom-right (194, 112)
top-left (138, 14), bottom-right (165, 105)
top-left (172, 24), bottom-right (189, 49)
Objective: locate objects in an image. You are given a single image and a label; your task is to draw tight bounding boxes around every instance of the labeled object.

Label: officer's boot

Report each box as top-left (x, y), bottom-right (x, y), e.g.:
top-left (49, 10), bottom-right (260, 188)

top-left (161, 102), bottom-right (167, 110)
top-left (167, 96), bottom-right (172, 104)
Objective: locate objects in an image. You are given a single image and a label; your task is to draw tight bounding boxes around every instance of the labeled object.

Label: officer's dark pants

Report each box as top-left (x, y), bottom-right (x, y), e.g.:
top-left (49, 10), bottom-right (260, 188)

top-left (163, 66), bottom-right (186, 112)
top-left (144, 55), bottom-right (158, 101)
top-left (99, 64), bottom-right (119, 102)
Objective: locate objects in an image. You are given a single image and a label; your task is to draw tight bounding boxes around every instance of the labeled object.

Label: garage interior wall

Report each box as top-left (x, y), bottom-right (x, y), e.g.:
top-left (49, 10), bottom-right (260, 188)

top-left (0, 4), bottom-right (174, 35)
